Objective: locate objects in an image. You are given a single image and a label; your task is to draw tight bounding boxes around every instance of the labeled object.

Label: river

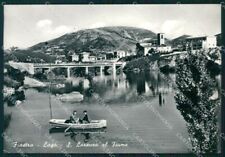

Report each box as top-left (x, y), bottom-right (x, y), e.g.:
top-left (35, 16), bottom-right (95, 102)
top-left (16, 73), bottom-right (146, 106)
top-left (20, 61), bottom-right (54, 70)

top-left (4, 71), bottom-right (191, 153)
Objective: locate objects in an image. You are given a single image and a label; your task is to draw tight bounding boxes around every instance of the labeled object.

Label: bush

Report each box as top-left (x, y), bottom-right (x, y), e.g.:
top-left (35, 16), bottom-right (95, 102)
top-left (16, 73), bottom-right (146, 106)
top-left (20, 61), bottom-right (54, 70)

top-left (7, 91), bottom-right (25, 106)
top-left (206, 60), bottom-right (220, 77)
top-left (160, 65), bottom-right (175, 74)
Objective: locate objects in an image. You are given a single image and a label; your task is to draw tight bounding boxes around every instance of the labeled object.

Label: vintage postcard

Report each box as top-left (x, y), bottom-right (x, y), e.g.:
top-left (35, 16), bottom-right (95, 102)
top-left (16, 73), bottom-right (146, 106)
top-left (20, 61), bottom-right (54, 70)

top-left (2, 4), bottom-right (222, 155)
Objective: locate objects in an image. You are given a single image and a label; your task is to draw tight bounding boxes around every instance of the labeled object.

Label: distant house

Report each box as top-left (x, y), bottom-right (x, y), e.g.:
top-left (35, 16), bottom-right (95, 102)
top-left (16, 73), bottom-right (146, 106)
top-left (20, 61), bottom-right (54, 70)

top-left (68, 54), bottom-right (79, 62)
top-left (4, 68), bottom-right (7, 73)
top-left (82, 52), bottom-right (91, 62)
top-left (185, 36), bottom-right (217, 50)
top-left (55, 59), bottom-right (63, 64)
top-left (114, 50), bottom-right (127, 59)
top-left (89, 55), bottom-right (97, 62)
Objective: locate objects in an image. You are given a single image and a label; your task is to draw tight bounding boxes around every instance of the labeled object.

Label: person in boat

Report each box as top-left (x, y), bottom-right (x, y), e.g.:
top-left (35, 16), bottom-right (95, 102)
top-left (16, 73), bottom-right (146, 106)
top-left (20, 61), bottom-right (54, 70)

top-left (69, 110), bottom-right (80, 123)
top-left (82, 110), bottom-right (90, 123)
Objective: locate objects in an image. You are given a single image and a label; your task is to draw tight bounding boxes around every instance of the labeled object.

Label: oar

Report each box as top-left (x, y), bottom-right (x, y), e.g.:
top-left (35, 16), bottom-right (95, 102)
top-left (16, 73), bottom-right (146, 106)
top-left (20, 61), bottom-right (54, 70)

top-left (64, 125), bottom-right (72, 133)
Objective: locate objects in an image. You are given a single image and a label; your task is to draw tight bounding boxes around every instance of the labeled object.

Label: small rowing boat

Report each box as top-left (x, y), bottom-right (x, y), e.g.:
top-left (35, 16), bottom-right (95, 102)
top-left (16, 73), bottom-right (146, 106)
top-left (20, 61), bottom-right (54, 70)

top-left (49, 127), bottom-right (106, 134)
top-left (49, 119), bottom-right (107, 129)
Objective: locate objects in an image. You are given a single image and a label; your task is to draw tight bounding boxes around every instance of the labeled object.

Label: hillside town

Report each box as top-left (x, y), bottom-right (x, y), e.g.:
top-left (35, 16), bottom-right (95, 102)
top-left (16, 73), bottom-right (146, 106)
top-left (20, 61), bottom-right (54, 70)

top-left (26, 32), bottom-right (219, 65)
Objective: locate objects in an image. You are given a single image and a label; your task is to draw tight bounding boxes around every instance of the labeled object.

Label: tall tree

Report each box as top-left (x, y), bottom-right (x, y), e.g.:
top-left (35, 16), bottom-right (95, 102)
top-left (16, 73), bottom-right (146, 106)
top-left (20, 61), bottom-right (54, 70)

top-left (175, 50), bottom-right (219, 153)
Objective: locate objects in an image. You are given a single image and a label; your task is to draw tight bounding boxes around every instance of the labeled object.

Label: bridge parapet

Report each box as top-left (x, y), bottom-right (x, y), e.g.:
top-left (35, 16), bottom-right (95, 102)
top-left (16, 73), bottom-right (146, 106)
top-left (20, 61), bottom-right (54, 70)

top-left (33, 61), bottom-right (124, 68)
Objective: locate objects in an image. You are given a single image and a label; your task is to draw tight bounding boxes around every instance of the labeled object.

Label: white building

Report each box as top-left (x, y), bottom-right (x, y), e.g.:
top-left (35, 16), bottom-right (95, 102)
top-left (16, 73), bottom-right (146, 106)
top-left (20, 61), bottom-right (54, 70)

top-left (137, 33), bottom-right (172, 56)
top-left (186, 36), bottom-right (217, 50)
top-left (82, 52), bottom-right (90, 62)
top-left (71, 54), bottom-right (79, 62)
top-left (55, 59), bottom-right (63, 64)
top-left (114, 50), bottom-right (127, 58)
top-left (140, 43), bottom-right (172, 55)
top-left (89, 56), bottom-right (97, 62)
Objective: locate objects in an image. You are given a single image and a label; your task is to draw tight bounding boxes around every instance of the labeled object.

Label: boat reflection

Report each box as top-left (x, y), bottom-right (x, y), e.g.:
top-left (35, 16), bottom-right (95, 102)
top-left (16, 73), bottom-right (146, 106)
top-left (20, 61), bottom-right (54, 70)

top-left (49, 127), bottom-right (107, 134)
top-left (49, 127), bottom-right (106, 142)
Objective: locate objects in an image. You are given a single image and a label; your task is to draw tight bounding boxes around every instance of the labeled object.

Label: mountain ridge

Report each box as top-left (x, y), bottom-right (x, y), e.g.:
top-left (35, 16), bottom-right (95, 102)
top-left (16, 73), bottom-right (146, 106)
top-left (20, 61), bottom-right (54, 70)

top-left (28, 26), bottom-right (160, 54)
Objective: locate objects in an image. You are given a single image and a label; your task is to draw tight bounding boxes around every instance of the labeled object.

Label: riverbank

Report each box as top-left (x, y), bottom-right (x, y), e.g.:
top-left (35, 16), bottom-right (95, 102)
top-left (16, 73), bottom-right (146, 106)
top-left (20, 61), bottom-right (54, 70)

top-left (24, 76), bottom-right (47, 88)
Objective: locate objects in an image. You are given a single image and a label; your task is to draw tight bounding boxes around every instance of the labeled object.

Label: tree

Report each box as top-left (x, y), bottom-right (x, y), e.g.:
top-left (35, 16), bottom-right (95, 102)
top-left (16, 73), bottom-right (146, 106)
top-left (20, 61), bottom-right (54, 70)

top-left (78, 54), bottom-right (83, 62)
top-left (148, 48), bottom-right (155, 55)
top-left (9, 46), bottom-right (19, 53)
top-left (175, 50), bottom-right (219, 153)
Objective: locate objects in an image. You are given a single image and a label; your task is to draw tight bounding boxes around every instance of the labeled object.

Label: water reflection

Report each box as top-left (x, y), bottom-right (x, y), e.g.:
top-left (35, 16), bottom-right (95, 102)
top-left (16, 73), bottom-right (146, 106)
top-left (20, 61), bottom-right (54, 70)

top-left (34, 71), bottom-right (174, 105)
top-left (49, 127), bottom-right (106, 143)
top-left (66, 132), bottom-right (90, 143)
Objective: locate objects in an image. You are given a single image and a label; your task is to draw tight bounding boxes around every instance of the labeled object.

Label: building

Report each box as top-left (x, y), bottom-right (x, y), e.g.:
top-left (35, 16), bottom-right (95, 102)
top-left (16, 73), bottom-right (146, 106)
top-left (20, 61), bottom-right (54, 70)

top-left (89, 55), bottom-right (97, 62)
top-left (55, 59), bottom-right (63, 64)
top-left (136, 33), bottom-right (172, 56)
top-left (79, 52), bottom-right (98, 62)
top-left (185, 36), bottom-right (217, 50)
top-left (157, 33), bottom-right (165, 45)
top-left (69, 54), bottom-right (79, 62)
top-left (82, 52), bottom-right (91, 62)
top-left (114, 50), bottom-right (127, 59)
top-left (140, 43), bottom-right (172, 56)
top-left (4, 68), bottom-right (7, 73)
top-left (97, 54), bottom-right (107, 60)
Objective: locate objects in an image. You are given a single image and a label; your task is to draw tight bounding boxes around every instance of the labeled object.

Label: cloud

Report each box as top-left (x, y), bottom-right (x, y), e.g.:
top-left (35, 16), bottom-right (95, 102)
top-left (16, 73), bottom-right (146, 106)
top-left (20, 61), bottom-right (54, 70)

top-left (36, 19), bottom-right (74, 39)
top-left (160, 20), bottom-right (186, 39)
top-left (89, 22), bottom-right (106, 29)
top-left (36, 19), bottom-right (52, 28)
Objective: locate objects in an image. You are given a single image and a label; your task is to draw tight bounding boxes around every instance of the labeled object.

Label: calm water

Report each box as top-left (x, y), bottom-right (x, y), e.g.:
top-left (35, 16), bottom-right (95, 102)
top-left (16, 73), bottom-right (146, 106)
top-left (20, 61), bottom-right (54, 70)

top-left (4, 71), bottom-right (191, 153)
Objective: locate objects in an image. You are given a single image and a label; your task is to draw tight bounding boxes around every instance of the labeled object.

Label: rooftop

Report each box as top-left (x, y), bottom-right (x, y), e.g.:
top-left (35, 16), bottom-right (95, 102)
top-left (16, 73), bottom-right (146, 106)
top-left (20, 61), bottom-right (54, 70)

top-left (186, 35), bottom-right (216, 40)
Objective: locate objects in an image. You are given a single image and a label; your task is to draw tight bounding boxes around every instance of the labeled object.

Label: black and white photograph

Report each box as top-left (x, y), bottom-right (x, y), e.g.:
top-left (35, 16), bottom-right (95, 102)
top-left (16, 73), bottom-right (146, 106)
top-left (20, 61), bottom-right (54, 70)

top-left (2, 4), bottom-right (222, 155)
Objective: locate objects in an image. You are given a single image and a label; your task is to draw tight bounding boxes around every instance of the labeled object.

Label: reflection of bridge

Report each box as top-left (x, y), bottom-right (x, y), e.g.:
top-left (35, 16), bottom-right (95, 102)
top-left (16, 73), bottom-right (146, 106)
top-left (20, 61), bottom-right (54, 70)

top-left (33, 61), bottom-right (126, 78)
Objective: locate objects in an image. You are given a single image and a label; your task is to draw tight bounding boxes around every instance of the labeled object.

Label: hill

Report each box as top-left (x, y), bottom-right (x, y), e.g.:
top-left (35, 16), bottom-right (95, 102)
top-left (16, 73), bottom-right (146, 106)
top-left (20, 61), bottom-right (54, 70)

top-left (4, 49), bottom-right (55, 63)
top-left (5, 26), bottom-right (172, 63)
top-left (29, 26), bottom-right (158, 54)
top-left (171, 35), bottom-right (191, 47)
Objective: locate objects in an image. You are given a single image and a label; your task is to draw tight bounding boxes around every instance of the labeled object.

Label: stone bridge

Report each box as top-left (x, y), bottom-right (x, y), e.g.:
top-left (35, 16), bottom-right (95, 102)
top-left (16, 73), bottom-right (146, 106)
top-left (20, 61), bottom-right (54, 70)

top-left (33, 61), bottom-right (126, 78)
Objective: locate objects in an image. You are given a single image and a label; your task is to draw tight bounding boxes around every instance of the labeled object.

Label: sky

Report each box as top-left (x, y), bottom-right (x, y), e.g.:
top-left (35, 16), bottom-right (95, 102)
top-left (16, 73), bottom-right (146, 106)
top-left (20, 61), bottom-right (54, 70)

top-left (4, 4), bottom-right (221, 49)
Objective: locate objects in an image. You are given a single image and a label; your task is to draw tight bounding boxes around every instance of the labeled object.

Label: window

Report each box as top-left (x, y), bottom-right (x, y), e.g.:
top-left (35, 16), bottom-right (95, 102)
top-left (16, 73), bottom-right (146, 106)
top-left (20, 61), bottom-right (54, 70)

top-left (161, 35), bottom-right (163, 39)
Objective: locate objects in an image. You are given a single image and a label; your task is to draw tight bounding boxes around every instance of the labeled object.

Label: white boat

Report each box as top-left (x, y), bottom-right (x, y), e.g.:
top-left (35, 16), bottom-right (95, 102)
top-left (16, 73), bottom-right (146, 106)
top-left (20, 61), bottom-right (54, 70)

top-left (49, 119), bottom-right (107, 129)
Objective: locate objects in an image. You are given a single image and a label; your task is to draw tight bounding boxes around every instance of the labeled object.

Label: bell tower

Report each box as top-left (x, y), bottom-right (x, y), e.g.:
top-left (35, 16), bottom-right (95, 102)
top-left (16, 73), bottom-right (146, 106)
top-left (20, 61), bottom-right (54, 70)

top-left (157, 33), bottom-right (165, 45)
